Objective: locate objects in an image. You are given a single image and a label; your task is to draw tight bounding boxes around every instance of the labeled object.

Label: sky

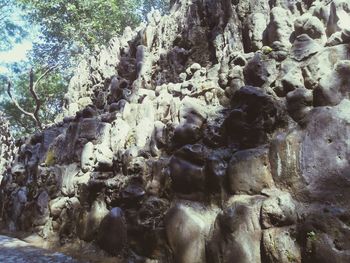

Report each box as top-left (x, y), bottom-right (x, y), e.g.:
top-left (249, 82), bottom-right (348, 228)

top-left (0, 40), bottom-right (32, 63)
top-left (0, 40), bottom-right (33, 74)
top-left (0, 3), bottom-right (39, 75)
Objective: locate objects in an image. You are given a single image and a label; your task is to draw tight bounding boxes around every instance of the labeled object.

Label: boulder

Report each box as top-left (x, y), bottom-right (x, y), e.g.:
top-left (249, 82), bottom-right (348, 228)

top-left (261, 189), bottom-right (297, 228)
top-left (269, 129), bottom-right (303, 192)
top-left (165, 202), bottom-right (218, 263)
top-left (228, 147), bottom-right (274, 195)
top-left (169, 152), bottom-right (205, 192)
top-left (262, 227), bottom-right (301, 263)
top-left (274, 60), bottom-right (304, 97)
top-left (301, 99), bottom-right (350, 202)
top-left (49, 197), bottom-right (69, 218)
top-left (78, 198), bottom-right (109, 241)
top-left (304, 44), bottom-right (350, 90)
top-left (206, 195), bottom-right (265, 263)
top-left (294, 13), bottom-right (326, 41)
top-left (286, 88), bottom-right (313, 123)
top-left (173, 97), bottom-right (207, 147)
top-left (243, 53), bottom-right (277, 87)
top-left (52, 163), bottom-right (80, 196)
top-left (81, 142), bottom-right (95, 172)
top-left (265, 7), bottom-right (294, 48)
top-left (224, 86), bottom-right (286, 148)
top-left (314, 60), bottom-right (350, 106)
top-left (290, 34), bottom-right (322, 61)
top-left (97, 207), bottom-right (127, 255)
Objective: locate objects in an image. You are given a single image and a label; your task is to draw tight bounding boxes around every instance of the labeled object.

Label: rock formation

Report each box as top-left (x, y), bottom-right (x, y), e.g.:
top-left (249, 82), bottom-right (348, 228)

top-left (0, 113), bottom-right (13, 180)
top-left (2, 0), bottom-right (350, 262)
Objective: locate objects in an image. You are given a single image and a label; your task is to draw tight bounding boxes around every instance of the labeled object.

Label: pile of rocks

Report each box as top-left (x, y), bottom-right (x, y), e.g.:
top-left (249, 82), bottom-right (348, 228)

top-left (2, 0), bottom-right (350, 262)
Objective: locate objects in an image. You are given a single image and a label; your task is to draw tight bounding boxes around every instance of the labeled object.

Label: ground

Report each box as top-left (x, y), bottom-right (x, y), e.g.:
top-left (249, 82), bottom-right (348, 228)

top-left (0, 235), bottom-right (82, 263)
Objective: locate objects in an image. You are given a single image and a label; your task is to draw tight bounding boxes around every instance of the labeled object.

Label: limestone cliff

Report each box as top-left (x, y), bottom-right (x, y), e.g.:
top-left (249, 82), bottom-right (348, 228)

top-left (2, 0), bottom-right (350, 262)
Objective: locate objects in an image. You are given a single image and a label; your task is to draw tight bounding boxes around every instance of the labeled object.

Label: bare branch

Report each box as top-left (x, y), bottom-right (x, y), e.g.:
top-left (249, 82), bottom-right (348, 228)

top-left (29, 69), bottom-right (41, 129)
top-left (6, 65), bottom-right (59, 130)
top-left (33, 65), bottom-right (58, 89)
top-left (7, 81), bottom-right (41, 129)
top-left (31, 65), bottom-right (58, 125)
top-left (6, 65), bottom-right (58, 130)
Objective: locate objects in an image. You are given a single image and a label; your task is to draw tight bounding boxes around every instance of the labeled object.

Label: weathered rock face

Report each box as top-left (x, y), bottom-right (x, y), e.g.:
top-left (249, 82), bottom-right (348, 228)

top-left (2, 0), bottom-right (350, 262)
top-left (0, 113), bottom-right (13, 180)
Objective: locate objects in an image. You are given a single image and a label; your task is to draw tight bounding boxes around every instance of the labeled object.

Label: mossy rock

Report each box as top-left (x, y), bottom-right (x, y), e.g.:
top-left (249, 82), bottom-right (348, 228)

top-left (45, 149), bottom-right (56, 166)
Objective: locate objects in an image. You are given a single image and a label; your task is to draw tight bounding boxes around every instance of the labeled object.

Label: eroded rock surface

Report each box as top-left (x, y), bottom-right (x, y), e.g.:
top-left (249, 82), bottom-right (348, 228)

top-left (0, 113), bottom-right (13, 182)
top-left (2, 0), bottom-right (350, 262)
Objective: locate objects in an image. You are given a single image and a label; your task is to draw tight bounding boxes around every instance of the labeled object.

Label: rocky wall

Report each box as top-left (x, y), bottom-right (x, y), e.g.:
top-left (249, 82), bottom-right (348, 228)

top-left (0, 113), bottom-right (13, 180)
top-left (2, 0), bottom-right (350, 262)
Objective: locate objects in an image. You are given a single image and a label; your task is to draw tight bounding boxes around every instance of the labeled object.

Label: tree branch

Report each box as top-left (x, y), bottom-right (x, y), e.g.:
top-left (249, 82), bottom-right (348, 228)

top-left (7, 81), bottom-right (40, 129)
top-left (31, 65), bottom-right (58, 125)
top-left (6, 66), bottom-right (58, 130)
top-left (29, 69), bottom-right (41, 129)
top-left (33, 65), bottom-right (58, 88)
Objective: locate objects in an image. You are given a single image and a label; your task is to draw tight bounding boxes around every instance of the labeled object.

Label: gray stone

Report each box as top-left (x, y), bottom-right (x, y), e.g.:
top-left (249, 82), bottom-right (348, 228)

top-left (53, 163), bottom-right (80, 196)
top-left (304, 44), bottom-right (350, 90)
top-left (294, 13), bottom-right (326, 41)
top-left (261, 189), bottom-right (297, 228)
top-left (269, 129), bottom-right (303, 192)
top-left (165, 202), bottom-right (218, 263)
top-left (247, 13), bottom-right (267, 51)
top-left (224, 86), bottom-right (286, 148)
top-left (97, 207), bottom-right (127, 255)
top-left (49, 197), bottom-right (69, 218)
top-left (274, 60), bottom-right (304, 96)
top-left (291, 34), bottom-right (322, 61)
top-left (79, 118), bottom-right (99, 140)
top-left (286, 88), bottom-right (313, 123)
top-left (228, 147), bottom-right (274, 195)
top-left (81, 142), bottom-right (95, 173)
top-left (262, 227), bottom-right (301, 263)
top-left (78, 198), bottom-right (109, 241)
top-left (243, 53), bottom-right (277, 87)
top-left (33, 190), bottom-right (50, 226)
top-left (173, 97), bottom-right (207, 146)
top-left (301, 99), bottom-right (350, 202)
top-left (206, 195), bottom-right (265, 263)
top-left (169, 144), bottom-right (208, 194)
top-left (94, 123), bottom-right (113, 170)
top-left (186, 63), bottom-right (201, 77)
top-left (110, 118), bottom-right (130, 153)
top-left (314, 60), bottom-right (350, 106)
top-left (266, 7), bottom-right (293, 48)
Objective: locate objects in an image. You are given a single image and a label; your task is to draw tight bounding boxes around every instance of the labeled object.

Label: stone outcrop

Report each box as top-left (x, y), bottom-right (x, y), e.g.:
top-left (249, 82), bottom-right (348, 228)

top-left (0, 113), bottom-right (13, 180)
top-left (2, 0), bottom-right (350, 262)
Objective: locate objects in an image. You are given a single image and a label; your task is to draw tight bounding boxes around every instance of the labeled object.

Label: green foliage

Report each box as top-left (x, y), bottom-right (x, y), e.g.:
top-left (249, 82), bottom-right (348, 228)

top-left (0, 0), bottom-right (28, 51)
top-left (18, 0), bottom-right (169, 66)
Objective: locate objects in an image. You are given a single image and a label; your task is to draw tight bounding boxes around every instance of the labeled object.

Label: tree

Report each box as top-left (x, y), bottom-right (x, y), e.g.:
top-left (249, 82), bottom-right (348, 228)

top-left (0, 63), bottom-right (68, 136)
top-left (7, 65), bottom-right (59, 130)
top-left (18, 0), bottom-right (170, 66)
